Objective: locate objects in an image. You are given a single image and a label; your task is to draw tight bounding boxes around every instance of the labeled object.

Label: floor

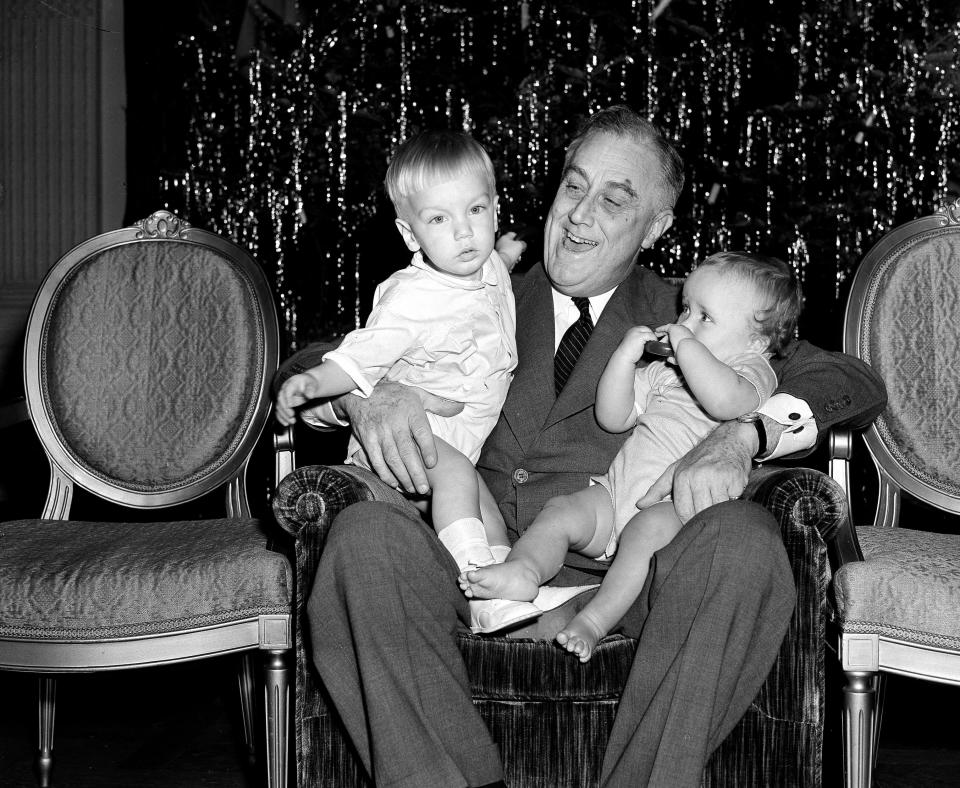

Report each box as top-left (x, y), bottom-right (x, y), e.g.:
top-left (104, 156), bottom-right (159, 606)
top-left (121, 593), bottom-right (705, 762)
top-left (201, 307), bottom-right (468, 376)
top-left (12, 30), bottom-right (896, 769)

top-left (1, 660), bottom-right (958, 787)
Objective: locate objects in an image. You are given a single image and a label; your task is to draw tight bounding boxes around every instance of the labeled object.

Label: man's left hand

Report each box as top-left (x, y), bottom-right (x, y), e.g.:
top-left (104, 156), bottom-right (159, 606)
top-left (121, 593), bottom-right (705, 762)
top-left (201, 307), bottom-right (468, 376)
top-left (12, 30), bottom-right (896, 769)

top-left (637, 420), bottom-right (757, 523)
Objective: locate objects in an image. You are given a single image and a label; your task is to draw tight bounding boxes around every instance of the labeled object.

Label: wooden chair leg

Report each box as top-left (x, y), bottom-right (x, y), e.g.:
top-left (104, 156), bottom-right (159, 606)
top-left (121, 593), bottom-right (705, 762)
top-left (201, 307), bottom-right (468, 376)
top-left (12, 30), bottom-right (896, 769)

top-left (36, 676), bottom-right (56, 788)
top-left (843, 670), bottom-right (878, 788)
top-left (264, 649), bottom-right (289, 788)
top-left (873, 674), bottom-right (886, 773)
top-left (238, 652), bottom-right (257, 765)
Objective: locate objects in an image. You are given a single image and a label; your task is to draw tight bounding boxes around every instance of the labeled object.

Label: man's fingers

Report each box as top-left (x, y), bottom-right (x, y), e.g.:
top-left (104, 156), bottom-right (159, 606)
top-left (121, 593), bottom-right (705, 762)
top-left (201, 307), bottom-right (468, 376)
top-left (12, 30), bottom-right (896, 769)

top-left (363, 439), bottom-right (401, 491)
top-left (392, 429), bottom-right (430, 494)
top-left (420, 390), bottom-right (464, 418)
top-left (381, 433), bottom-right (421, 494)
top-left (636, 465), bottom-right (674, 509)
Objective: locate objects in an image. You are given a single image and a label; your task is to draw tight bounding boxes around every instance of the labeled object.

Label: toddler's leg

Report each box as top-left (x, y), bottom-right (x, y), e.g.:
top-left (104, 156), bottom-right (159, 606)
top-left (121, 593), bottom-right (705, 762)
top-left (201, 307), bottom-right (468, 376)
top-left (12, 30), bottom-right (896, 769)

top-left (460, 485), bottom-right (613, 602)
top-left (427, 439), bottom-right (541, 633)
top-left (478, 474), bottom-right (510, 560)
top-left (557, 501), bottom-right (682, 662)
top-left (427, 438), bottom-right (494, 570)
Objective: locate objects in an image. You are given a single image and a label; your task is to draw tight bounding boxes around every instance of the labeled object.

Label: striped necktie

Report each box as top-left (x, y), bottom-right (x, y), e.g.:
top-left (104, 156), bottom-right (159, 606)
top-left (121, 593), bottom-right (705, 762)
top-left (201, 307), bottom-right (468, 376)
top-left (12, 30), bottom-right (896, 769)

top-left (554, 296), bottom-right (594, 395)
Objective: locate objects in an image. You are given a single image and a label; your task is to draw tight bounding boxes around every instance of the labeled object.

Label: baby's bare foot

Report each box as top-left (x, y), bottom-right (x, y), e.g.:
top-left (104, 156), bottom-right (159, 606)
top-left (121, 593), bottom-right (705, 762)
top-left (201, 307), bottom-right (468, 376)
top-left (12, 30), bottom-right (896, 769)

top-left (556, 609), bottom-right (606, 663)
top-left (459, 562), bottom-right (540, 601)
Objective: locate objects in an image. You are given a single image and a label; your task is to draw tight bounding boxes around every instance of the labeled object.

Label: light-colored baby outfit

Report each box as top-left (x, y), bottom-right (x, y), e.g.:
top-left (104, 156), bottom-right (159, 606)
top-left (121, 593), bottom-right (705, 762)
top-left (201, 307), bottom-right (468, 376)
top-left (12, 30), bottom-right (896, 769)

top-left (592, 351), bottom-right (777, 558)
top-left (324, 250), bottom-right (517, 467)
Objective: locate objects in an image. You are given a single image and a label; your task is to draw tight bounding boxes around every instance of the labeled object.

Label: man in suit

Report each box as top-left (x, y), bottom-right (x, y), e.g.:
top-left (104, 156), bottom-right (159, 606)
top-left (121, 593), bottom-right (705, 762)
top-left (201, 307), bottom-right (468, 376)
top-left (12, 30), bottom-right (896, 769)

top-left (299, 106), bottom-right (885, 787)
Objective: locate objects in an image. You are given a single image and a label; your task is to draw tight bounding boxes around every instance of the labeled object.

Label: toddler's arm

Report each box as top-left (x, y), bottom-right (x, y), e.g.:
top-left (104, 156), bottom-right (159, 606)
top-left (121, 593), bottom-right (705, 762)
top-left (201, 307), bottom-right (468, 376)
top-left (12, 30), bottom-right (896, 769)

top-left (661, 324), bottom-right (761, 420)
top-left (275, 360), bottom-right (356, 426)
top-left (596, 326), bottom-right (658, 432)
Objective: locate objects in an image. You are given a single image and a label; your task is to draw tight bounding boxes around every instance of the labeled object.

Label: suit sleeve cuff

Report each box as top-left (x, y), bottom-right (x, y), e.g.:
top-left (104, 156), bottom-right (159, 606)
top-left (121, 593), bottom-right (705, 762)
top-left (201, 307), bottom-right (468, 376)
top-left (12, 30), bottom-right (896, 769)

top-left (756, 393), bottom-right (816, 461)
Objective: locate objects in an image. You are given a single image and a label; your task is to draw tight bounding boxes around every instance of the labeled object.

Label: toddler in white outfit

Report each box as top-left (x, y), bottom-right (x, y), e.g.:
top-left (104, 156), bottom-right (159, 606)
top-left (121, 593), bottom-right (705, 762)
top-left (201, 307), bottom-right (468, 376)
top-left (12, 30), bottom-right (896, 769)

top-left (275, 130), bottom-right (538, 633)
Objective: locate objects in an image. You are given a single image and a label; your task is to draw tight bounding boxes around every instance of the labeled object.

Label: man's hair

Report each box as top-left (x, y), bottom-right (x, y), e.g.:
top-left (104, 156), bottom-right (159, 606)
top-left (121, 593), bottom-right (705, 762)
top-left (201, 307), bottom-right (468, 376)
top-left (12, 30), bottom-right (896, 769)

top-left (384, 130), bottom-right (496, 217)
top-left (699, 251), bottom-right (803, 355)
top-left (565, 105), bottom-right (686, 210)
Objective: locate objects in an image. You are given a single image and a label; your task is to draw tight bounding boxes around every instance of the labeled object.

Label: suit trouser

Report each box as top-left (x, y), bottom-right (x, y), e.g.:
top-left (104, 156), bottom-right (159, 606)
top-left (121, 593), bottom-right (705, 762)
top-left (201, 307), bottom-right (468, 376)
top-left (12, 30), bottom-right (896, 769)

top-left (309, 498), bottom-right (796, 788)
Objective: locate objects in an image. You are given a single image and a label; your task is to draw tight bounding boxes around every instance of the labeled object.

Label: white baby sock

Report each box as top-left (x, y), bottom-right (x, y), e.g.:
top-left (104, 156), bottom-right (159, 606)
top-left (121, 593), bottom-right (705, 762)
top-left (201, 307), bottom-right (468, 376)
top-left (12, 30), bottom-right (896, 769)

top-left (437, 517), bottom-right (496, 571)
top-left (490, 544), bottom-right (511, 563)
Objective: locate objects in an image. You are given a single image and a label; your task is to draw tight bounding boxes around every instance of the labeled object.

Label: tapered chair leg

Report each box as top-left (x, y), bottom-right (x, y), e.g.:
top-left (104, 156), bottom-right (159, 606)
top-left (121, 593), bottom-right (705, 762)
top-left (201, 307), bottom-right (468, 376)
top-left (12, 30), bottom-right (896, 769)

top-left (843, 670), bottom-right (878, 788)
top-left (36, 677), bottom-right (56, 788)
top-left (264, 649), bottom-right (289, 788)
top-left (238, 652), bottom-right (258, 765)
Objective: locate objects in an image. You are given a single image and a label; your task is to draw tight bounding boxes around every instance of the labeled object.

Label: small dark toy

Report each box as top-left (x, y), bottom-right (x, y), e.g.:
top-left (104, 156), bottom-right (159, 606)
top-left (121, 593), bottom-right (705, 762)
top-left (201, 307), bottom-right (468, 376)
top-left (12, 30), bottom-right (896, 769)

top-left (644, 340), bottom-right (672, 358)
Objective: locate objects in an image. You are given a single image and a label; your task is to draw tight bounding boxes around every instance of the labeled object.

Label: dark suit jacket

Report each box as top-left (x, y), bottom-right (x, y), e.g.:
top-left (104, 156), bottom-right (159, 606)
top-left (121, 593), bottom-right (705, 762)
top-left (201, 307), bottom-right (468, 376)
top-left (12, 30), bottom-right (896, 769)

top-left (476, 262), bottom-right (886, 541)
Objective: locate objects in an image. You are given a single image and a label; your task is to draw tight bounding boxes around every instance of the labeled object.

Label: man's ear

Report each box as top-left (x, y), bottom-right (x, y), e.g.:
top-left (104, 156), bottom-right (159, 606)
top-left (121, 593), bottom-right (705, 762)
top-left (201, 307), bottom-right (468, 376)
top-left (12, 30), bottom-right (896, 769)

top-left (641, 210), bottom-right (674, 249)
top-left (395, 218), bottom-right (421, 253)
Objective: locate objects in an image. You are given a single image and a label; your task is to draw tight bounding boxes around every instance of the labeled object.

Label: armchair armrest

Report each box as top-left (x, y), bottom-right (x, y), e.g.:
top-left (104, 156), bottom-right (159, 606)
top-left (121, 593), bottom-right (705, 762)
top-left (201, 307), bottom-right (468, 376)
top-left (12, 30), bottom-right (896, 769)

top-left (742, 464), bottom-right (849, 544)
top-left (274, 462), bottom-right (849, 599)
top-left (273, 464), bottom-right (412, 589)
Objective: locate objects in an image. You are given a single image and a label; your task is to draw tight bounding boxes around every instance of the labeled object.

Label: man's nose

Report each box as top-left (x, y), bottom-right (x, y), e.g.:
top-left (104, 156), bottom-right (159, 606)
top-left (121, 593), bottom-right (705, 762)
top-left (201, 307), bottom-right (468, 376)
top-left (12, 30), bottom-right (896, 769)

top-left (568, 195), bottom-right (594, 225)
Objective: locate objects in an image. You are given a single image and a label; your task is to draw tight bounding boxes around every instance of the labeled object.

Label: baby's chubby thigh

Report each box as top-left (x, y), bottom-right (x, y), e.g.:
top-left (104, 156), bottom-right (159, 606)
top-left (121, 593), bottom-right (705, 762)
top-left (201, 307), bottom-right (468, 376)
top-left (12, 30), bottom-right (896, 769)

top-left (537, 483), bottom-right (616, 559)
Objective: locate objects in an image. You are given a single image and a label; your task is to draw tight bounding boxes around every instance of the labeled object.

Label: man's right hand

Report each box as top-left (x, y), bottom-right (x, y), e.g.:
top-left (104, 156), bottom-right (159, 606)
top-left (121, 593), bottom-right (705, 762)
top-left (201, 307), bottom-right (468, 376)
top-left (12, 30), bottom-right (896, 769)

top-left (333, 381), bottom-right (464, 494)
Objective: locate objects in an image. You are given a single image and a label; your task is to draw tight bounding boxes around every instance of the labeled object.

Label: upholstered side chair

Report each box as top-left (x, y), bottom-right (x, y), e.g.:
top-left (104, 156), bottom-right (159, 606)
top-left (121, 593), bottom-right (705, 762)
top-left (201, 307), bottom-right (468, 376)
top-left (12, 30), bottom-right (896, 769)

top-left (0, 210), bottom-right (293, 788)
top-left (828, 198), bottom-right (960, 788)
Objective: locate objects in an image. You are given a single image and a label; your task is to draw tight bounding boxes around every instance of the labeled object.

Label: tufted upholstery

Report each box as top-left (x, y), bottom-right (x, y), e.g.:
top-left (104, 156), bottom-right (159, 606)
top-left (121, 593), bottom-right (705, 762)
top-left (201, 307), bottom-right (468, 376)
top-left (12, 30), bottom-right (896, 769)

top-left (273, 461), bottom-right (849, 787)
top-left (827, 200), bottom-right (960, 788)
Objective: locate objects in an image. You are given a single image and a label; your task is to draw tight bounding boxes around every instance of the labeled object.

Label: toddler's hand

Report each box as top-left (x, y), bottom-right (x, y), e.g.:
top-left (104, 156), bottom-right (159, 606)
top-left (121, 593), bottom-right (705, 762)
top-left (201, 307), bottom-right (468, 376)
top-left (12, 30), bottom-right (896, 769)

top-left (615, 325), bottom-right (660, 364)
top-left (495, 231), bottom-right (527, 271)
top-left (654, 323), bottom-right (696, 363)
top-left (274, 374), bottom-right (316, 426)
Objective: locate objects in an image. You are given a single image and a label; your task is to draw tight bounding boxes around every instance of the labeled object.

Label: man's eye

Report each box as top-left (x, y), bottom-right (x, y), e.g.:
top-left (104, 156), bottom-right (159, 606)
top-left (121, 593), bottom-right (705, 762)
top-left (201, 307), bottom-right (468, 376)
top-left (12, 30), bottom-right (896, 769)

top-left (602, 196), bottom-right (623, 209)
top-left (564, 182), bottom-right (584, 195)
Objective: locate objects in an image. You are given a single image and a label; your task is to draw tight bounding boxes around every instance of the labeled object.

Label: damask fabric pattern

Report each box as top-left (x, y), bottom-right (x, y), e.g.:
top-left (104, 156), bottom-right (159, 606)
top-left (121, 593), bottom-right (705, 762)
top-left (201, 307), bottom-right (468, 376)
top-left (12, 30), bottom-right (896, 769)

top-left (863, 231), bottom-right (960, 497)
top-left (272, 463), bottom-right (840, 788)
top-left (833, 526), bottom-right (960, 650)
top-left (42, 243), bottom-right (263, 490)
top-left (0, 517), bottom-right (291, 639)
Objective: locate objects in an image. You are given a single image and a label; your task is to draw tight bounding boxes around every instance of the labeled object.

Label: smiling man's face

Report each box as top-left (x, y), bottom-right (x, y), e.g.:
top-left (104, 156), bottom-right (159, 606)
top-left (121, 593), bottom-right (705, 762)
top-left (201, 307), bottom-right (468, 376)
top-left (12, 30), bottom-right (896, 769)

top-left (543, 131), bottom-right (675, 297)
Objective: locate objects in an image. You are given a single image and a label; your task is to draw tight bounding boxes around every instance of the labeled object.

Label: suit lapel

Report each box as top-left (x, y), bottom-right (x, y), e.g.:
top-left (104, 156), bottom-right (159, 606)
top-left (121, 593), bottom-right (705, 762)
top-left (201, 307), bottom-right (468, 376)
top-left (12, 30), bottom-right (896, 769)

top-left (546, 266), bottom-right (675, 428)
top-left (501, 266), bottom-right (558, 449)
top-left (501, 263), bottom-right (678, 445)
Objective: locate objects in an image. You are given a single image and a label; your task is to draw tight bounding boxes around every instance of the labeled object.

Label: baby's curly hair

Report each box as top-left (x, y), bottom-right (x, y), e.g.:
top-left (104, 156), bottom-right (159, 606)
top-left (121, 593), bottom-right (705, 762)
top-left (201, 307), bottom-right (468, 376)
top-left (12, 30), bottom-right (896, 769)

top-left (698, 251), bottom-right (803, 356)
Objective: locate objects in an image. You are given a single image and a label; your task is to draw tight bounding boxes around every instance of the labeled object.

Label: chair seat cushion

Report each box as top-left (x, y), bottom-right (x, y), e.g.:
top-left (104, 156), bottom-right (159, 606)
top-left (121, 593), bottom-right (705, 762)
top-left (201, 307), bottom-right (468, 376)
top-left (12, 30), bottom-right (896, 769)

top-left (0, 518), bottom-right (292, 639)
top-left (833, 526), bottom-right (960, 649)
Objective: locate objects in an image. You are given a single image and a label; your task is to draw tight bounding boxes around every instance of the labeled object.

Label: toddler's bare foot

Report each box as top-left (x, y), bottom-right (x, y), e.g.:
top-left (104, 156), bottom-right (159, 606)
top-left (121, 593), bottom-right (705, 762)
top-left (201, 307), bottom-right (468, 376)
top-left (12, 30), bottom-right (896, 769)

top-left (556, 609), bottom-right (607, 663)
top-left (458, 562), bottom-right (540, 601)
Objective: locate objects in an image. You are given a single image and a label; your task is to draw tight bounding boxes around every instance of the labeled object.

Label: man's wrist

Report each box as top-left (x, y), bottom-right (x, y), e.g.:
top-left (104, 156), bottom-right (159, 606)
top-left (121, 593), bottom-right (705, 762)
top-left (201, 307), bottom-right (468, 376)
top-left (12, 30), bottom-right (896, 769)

top-left (736, 412), bottom-right (766, 457)
top-left (331, 394), bottom-right (352, 424)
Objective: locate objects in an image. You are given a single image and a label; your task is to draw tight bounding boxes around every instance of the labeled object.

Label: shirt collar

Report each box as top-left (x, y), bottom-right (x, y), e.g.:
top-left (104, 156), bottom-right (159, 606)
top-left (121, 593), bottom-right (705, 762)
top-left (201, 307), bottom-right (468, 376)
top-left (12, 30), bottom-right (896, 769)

top-left (550, 285), bottom-right (617, 322)
top-left (410, 250), bottom-right (497, 290)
